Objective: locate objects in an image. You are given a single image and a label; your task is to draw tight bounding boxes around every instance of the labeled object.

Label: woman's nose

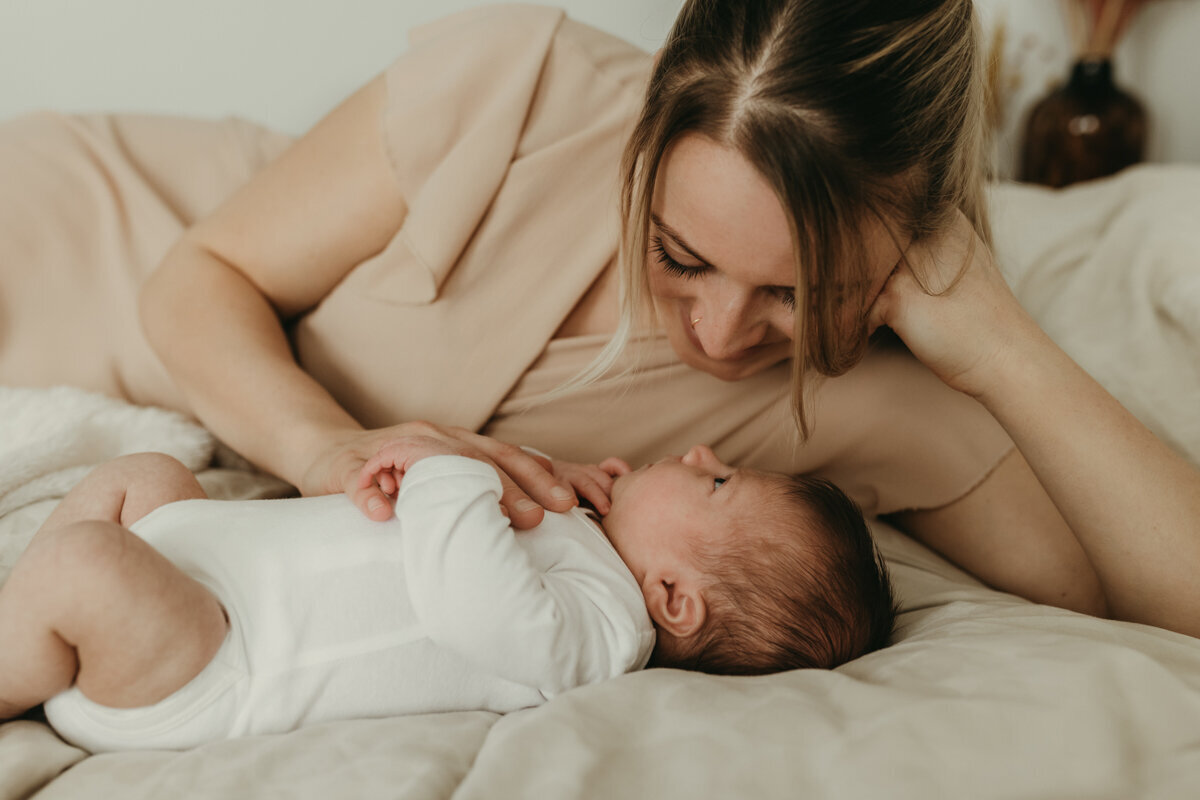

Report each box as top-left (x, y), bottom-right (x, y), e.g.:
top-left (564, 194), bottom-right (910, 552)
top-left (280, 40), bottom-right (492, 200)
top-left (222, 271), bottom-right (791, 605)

top-left (694, 292), bottom-right (768, 359)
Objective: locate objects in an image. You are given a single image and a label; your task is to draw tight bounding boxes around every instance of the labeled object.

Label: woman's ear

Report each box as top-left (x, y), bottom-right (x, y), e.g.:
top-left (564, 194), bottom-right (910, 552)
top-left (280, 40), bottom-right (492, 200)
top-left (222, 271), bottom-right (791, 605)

top-left (643, 572), bottom-right (707, 639)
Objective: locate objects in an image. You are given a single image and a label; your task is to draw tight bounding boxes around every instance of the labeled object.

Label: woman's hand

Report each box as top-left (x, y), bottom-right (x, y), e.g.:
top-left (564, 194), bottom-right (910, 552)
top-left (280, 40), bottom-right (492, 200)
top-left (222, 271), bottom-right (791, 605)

top-left (867, 210), bottom-right (1041, 400)
top-left (548, 456), bottom-right (632, 515)
top-left (358, 437), bottom-right (630, 519)
top-left (299, 421), bottom-right (578, 526)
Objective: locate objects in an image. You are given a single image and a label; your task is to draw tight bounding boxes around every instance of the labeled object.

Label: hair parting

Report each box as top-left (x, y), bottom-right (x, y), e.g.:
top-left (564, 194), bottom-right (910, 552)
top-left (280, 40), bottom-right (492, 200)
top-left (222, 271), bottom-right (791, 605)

top-left (566, 0), bottom-right (992, 438)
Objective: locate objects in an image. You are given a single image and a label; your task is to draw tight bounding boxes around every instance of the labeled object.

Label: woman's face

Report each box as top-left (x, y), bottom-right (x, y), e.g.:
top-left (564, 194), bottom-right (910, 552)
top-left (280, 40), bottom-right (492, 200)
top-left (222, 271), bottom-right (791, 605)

top-left (647, 134), bottom-right (904, 381)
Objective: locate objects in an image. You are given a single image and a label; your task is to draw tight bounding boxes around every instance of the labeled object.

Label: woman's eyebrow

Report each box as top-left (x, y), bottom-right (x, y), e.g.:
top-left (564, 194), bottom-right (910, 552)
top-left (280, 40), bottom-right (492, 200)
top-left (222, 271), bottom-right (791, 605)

top-left (651, 213), bottom-right (714, 266)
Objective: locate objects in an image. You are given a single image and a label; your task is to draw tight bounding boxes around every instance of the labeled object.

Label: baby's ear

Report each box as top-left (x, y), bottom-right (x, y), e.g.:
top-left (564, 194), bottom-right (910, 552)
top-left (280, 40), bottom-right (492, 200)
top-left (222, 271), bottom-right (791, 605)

top-left (643, 573), bottom-right (707, 639)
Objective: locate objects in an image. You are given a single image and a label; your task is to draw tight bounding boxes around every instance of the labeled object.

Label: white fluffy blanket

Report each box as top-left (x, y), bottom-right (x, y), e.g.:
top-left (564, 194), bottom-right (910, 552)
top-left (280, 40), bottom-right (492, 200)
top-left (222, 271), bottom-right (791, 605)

top-left (0, 387), bottom-right (289, 582)
top-left (0, 386), bottom-right (213, 518)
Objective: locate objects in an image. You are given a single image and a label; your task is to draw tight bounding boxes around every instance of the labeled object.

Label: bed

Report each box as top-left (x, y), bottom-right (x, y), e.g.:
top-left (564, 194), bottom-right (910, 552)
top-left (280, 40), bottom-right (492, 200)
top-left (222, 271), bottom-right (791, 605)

top-left (5, 2), bottom-right (1200, 793)
top-left (1, 142), bottom-right (1198, 797)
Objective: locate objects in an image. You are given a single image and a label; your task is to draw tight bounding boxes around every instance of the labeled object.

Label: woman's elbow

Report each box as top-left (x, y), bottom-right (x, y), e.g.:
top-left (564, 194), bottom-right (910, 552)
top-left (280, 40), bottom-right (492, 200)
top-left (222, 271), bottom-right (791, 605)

top-left (1052, 581), bottom-right (1111, 620)
top-left (139, 236), bottom-right (228, 348)
top-left (139, 242), bottom-right (186, 349)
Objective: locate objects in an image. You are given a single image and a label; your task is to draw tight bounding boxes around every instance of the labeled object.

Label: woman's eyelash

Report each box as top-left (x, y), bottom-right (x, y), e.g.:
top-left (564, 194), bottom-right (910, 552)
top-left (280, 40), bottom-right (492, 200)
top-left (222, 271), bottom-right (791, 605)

top-left (651, 235), bottom-right (796, 311)
top-left (650, 236), bottom-right (707, 279)
top-left (770, 286), bottom-right (797, 311)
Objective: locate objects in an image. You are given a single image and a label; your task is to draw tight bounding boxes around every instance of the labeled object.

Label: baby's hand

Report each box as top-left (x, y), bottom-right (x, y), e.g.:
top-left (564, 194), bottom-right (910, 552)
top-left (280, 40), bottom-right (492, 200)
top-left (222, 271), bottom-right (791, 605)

top-left (550, 457), bottom-right (631, 515)
top-left (358, 435), bottom-right (474, 501)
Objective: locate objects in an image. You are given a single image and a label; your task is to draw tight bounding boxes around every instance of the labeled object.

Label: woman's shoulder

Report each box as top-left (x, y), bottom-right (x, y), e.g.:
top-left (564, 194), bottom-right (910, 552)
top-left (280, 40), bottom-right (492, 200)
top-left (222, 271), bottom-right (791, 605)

top-left (381, 3), bottom-right (650, 199)
top-left (398, 4), bottom-right (650, 89)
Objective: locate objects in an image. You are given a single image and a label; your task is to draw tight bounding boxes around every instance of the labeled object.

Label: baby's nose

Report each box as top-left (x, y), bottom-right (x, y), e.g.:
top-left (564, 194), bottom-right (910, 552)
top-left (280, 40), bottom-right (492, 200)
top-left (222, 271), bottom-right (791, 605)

top-left (681, 444), bottom-right (715, 467)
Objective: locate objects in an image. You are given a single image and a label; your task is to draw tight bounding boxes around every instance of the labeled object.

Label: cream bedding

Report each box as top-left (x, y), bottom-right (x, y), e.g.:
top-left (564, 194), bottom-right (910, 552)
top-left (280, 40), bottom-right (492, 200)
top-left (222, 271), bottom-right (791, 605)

top-left (2, 164), bottom-right (1199, 799)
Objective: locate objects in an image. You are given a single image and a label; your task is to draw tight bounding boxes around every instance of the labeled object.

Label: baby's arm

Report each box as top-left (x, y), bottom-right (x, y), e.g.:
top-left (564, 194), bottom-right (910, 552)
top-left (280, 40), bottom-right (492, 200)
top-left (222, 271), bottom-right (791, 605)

top-left (365, 440), bottom-right (644, 694)
top-left (361, 438), bottom-right (631, 514)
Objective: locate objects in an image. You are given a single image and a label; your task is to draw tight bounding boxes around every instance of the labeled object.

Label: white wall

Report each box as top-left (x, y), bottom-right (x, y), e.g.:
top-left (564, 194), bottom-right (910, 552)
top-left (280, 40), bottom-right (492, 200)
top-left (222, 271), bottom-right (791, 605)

top-left (974, 0), bottom-right (1200, 178)
top-left (3, 1), bottom-right (1195, 176)
top-left (1, 1), bottom-right (683, 135)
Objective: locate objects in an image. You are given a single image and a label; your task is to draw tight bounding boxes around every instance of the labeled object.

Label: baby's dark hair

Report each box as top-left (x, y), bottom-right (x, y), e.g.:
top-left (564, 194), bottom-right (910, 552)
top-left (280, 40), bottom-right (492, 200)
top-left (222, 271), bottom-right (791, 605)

top-left (654, 473), bottom-right (896, 675)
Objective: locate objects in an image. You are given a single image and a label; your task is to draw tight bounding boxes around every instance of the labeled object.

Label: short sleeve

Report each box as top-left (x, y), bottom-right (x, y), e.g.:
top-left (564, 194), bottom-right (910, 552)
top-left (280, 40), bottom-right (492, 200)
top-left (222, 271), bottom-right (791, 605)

top-left (290, 6), bottom-right (650, 431)
top-left (355, 5), bottom-right (566, 304)
top-left (803, 337), bottom-right (1017, 516)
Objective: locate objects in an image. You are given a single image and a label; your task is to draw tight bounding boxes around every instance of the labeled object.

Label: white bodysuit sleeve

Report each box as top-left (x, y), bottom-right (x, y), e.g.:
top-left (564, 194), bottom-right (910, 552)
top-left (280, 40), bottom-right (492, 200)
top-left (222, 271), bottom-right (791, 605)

top-left (396, 455), bottom-right (644, 696)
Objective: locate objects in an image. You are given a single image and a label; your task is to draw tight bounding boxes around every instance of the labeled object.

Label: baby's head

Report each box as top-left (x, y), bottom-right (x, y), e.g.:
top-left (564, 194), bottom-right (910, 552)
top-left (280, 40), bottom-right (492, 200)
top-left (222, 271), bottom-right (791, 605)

top-left (602, 445), bottom-right (895, 674)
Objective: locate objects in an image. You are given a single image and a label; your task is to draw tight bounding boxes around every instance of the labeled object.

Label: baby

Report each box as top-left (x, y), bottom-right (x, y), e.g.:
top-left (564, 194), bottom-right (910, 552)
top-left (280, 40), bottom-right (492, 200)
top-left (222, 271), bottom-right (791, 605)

top-left (0, 436), bottom-right (894, 752)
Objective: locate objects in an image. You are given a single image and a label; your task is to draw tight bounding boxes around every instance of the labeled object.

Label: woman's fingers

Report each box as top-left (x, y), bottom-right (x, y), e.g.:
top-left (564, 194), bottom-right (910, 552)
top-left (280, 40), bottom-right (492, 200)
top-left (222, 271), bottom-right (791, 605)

top-left (400, 427), bottom-right (569, 528)
top-left (550, 461), bottom-right (629, 515)
top-left (334, 423), bottom-right (574, 527)
top-left (570, 468), bottom-right (613, 515)
top-left (495, 477), bottom-right (548, 529)
top-left (458, 431), bottom-right (577, 515)
top-left (598, 457), bottom-right (633, 478)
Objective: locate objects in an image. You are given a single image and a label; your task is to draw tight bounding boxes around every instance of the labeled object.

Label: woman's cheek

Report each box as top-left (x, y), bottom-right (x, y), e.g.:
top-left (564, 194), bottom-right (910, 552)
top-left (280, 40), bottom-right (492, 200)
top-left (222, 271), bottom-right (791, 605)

top-left (644, 264), bottom-right (673, 299)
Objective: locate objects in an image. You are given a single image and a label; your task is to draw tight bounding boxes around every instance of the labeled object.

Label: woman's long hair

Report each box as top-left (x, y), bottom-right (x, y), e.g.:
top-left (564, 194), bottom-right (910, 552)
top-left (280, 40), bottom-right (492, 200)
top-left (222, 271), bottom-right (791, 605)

top-left (591, 0), bottom-right (990, 438)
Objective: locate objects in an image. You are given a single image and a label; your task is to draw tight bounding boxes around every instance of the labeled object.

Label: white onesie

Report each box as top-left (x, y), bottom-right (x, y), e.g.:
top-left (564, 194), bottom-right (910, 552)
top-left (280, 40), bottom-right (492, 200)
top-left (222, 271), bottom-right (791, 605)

top-left (44, 456), bottom-right (655, 752)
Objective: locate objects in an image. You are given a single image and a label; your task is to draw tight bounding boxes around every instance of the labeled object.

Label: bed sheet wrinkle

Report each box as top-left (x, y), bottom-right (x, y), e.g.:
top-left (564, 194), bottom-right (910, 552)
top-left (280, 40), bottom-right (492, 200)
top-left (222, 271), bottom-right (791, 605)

top-left (990, 164), bottom-right (1200, 470)
top-left (30, 712), bottom-right (498, 800)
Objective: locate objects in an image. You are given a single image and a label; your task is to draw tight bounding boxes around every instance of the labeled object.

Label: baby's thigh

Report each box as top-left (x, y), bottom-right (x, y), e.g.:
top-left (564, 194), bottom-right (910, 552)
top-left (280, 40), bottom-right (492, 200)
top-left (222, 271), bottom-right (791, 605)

top-left (30, 520), bottom-right (228, 708)
top-left (42, 452), bottom-right (206, 530)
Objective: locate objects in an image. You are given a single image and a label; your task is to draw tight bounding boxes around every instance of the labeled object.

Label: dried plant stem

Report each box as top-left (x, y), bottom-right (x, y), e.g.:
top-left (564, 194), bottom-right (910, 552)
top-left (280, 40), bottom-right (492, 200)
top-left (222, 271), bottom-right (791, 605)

top-left (1090, 0), bottom-right (1128, 58)
top-left (1062, 0), bottom-right (1088, 56)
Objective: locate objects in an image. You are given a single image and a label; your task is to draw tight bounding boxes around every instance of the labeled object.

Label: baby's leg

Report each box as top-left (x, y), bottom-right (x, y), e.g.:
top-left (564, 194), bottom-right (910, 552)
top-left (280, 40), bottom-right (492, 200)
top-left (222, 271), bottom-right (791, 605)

top-left (40, 451), bottom-right (207, 531)
top-left (0, 519), bottom-right (227, 719)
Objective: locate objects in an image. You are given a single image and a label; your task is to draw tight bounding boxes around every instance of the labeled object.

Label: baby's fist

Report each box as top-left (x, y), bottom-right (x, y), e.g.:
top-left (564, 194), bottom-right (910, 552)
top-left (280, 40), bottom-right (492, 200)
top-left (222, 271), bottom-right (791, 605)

top-left (358, 435), bottom-right (469, 496)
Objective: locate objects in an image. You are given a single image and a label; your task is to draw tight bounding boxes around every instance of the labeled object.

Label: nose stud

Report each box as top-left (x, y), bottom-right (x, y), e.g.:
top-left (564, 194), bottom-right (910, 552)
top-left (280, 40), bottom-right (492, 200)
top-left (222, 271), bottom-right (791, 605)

top-left (690, 317), bottom-right (701, 328)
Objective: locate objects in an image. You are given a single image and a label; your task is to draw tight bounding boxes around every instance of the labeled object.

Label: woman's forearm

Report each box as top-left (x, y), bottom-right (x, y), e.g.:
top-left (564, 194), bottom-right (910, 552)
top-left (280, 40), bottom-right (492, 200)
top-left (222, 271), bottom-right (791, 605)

top-left (977, 319), bottom-right (1200, 634)
top-left (140, 239), bottom-right (361, 488)
top-left (872, 212), bottom-right (1200, 635)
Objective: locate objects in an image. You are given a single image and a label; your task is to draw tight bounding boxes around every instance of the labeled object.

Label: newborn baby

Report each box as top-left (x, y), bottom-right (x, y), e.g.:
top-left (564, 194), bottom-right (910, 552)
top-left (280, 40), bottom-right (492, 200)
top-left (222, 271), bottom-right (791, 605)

top-left (0, 436), bottom-right (894, 752)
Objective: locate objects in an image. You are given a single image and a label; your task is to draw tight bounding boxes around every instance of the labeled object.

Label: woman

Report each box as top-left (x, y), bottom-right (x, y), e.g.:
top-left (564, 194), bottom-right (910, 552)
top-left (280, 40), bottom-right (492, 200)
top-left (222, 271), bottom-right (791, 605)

top-left (3, 2), bottom-right (1197, 635)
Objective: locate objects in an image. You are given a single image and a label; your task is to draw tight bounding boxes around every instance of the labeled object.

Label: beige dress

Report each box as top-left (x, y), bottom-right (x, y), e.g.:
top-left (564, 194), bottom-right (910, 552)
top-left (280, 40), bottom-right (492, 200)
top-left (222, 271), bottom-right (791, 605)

top-left (0, 4), bottom-right (1011, 516)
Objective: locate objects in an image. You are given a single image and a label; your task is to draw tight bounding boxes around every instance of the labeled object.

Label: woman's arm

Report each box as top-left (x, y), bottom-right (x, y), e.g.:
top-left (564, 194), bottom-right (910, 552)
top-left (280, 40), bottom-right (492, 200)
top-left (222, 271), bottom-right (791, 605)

top-left (141, 76), bottom-right (399, 490)
top-left (888, 449), bottom-right (1109, 617)
top-left (872, 212), bottom-right (1200, 636)
top-left (140, 76), bottom-right (573, 525)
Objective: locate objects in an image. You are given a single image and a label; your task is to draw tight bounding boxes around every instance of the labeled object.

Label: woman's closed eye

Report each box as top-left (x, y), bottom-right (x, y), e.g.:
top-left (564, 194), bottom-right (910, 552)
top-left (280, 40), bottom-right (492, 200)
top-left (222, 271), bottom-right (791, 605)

top-left (651, 235), bottom-right (708, 279)
top-left (767, 285), bottom-right (797, 311)
top-left (652, 235), bottom-right (797, 311)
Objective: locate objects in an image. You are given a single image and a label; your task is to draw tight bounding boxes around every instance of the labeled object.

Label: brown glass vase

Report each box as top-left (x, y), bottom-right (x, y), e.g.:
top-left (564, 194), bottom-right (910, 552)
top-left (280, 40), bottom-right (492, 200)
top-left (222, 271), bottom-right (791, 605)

top-left (1019, 58), bottom-right (1147, 188)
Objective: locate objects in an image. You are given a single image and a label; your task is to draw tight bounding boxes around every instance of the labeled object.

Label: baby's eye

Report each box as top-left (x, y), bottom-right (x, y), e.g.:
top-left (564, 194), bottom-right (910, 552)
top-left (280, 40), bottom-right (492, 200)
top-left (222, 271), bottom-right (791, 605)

top-left (713, 477), bottom-right (727, 489)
